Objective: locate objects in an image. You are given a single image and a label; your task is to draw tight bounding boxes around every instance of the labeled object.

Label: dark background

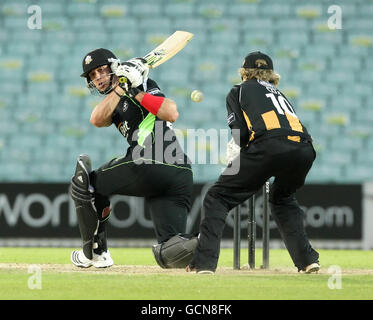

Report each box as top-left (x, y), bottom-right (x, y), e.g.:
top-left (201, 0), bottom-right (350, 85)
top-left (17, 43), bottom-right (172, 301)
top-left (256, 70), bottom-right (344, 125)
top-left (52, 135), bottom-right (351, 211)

top-left (0, 183), bottom-right (362, 240)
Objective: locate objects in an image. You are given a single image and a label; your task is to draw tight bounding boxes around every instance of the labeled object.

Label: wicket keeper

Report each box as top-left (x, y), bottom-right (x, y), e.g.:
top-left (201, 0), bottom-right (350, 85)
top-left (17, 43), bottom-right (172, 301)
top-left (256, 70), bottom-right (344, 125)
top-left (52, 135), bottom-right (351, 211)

top-left (188, 51), bottom-right (320, 274)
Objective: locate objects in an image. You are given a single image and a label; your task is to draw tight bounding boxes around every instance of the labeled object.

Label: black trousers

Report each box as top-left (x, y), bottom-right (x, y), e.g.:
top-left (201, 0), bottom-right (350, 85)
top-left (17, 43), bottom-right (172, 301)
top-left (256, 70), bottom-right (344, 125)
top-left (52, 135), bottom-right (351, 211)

top-left (192, 137), bottom-right (319, 271)
top-left (90, 147), bottom-right (193, 243)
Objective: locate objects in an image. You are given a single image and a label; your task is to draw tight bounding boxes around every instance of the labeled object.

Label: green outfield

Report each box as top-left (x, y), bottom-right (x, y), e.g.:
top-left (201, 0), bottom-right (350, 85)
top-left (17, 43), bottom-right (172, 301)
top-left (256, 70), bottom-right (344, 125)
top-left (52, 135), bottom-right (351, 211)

top-left (0, 247), bottom-right (372, 300)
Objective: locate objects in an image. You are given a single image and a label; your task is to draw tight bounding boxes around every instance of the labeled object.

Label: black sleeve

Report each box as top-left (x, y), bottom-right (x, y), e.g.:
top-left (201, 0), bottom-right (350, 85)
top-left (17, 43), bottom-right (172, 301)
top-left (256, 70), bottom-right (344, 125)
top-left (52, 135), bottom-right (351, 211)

top-left (226, 86), bottom-right (250, 147)
top-left (143, 78), bottom-right (165, 97)
top-left (111, 101), bottom-right (122, 125)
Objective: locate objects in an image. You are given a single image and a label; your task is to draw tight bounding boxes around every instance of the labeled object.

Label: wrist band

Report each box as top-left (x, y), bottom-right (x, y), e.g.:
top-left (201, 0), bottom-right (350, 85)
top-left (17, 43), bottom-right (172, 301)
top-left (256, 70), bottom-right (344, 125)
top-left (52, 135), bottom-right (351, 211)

top-left (140, 93), bottom-right (164, 115)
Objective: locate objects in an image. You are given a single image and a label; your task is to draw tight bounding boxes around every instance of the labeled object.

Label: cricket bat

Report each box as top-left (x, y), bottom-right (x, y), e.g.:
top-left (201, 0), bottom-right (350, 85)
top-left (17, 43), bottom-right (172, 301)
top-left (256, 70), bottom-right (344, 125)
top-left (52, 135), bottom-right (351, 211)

top-left (143, 31), bottom-right (194, 68)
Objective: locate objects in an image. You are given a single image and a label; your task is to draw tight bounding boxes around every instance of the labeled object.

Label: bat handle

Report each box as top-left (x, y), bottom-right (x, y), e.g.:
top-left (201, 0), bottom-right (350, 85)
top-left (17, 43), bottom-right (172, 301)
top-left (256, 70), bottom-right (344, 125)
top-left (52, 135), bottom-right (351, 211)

top-left (119, 77), bottom-right (128, 84)
top-left (118, 76), bottom-right (130, 91)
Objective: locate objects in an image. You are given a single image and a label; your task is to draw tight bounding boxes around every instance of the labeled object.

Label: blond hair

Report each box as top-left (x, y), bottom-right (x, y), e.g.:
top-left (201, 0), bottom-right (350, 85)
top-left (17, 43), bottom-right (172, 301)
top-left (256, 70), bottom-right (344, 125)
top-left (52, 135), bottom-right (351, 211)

top-left (238, 58), bottom-right (281, 87)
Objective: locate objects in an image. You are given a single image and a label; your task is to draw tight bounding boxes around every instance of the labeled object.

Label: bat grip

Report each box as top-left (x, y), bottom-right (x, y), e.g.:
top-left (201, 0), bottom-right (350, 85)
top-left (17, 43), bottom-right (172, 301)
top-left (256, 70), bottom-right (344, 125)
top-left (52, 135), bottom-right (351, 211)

top-left (119, 77), bottom-right (128, 84)
top-left (118, 76), bottom-right (131, 91)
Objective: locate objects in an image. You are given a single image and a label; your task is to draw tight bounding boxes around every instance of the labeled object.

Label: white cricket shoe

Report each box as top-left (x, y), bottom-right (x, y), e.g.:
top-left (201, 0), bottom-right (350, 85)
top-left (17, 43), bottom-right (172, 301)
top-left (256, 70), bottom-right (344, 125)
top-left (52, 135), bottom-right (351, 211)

top-left (300, 262), bottom-right (320, 274)
top-left (185, 265), bottom-right (214, 274)
top-left (71, 250), bottom-right (114, 268)
top-left (197, 270), bottom-right (214, 274)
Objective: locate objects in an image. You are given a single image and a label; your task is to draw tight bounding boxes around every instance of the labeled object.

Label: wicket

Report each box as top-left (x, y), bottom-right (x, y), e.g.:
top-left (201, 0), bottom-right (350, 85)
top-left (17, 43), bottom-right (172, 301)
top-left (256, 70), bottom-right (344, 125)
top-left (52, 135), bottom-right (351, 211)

top-left (233, 180), bottom-right (270, 270)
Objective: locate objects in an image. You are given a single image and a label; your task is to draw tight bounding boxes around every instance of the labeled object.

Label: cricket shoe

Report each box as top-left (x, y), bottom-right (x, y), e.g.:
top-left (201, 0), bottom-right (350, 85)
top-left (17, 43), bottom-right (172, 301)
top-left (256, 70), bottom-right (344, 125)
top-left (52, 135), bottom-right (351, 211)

top-left (300, 262), bottom-right (320, 274)
top-left (185, 265), bottom-right (214, 274)
top-left (71, 250), bottom-right (114, 268)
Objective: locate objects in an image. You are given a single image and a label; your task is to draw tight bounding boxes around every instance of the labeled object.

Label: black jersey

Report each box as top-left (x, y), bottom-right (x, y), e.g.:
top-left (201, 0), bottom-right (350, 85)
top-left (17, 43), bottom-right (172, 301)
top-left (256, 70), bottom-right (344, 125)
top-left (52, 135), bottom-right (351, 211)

top-left (226, 79), bottom-right (310, 147)
top-left (111, 78), bottom-right (163, 147)
top-left (111, 78), bottom-right (188, 164)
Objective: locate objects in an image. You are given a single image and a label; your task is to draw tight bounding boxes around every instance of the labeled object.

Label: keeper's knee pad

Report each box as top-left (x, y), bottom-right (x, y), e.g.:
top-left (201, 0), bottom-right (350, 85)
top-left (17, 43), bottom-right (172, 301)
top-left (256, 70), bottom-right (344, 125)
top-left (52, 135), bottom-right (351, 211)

top-left (152, 234), bottom-right (198, 269)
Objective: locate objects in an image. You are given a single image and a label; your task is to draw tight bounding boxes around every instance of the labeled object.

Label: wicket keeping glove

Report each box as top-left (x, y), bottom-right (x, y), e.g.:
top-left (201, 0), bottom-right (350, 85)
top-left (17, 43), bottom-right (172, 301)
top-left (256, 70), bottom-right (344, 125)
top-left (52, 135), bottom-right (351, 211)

top-left (226, 138), bottom-right (241, 164)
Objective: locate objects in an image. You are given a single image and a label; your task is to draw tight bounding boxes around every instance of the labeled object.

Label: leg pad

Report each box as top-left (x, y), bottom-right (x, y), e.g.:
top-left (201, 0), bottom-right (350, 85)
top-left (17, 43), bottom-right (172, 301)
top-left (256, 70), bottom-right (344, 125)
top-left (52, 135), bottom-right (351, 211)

top-left (152, 234), bottom-right (198, 269)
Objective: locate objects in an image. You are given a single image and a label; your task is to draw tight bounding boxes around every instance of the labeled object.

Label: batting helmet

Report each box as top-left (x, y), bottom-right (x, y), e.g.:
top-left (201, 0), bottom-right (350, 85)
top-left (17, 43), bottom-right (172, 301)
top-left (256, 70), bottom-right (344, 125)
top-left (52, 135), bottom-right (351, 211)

top-left (80, 48), bottom-right (117, 79)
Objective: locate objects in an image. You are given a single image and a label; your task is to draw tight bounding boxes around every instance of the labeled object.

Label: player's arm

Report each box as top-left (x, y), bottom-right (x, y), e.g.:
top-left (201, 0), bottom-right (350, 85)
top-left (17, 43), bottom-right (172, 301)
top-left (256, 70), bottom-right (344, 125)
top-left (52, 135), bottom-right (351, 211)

top-left (135, 91), bottom-right (179, 123)
top-left (112, 59), bottom-right (179, 123)
top-left (90, 88), bottom-right (122, 127)
top-left (226, 86), bottom-right (250, 147)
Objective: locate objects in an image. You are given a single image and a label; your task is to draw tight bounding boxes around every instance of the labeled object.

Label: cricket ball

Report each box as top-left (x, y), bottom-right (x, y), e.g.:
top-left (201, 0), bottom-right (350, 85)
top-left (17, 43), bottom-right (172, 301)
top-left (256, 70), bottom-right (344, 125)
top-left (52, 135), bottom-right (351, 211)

top-left (191, 90), bottom-right (203, 102)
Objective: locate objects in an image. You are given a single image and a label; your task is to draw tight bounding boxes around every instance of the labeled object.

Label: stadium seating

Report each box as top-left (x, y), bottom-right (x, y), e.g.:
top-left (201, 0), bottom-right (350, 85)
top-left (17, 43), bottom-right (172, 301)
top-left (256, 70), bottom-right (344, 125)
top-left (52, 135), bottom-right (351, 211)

top-left (0, 0), bottom-right (372, 183)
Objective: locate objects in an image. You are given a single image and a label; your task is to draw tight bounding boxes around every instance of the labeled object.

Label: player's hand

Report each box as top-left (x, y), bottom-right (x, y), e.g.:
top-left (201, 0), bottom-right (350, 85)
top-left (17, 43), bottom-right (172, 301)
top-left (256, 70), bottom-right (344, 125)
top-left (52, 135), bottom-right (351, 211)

top-left (115, 64), bottom-right (144, 89)
top-left (109, 58), bottom-right (121, 75)
top-left (109, 59), bottom-right (138, 89)
top-left (126, 58), bottom-right (149, 80)
top-left (226, 138), bottom-right (241, 164)
top-left (110, 57), bottom-right (149, 88)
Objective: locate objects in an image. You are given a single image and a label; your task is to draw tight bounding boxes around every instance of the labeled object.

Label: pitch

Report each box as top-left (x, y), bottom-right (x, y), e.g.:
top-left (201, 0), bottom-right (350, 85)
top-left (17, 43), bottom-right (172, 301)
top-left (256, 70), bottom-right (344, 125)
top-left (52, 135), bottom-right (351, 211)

top-left (0, 248), bottom-right (372, 300)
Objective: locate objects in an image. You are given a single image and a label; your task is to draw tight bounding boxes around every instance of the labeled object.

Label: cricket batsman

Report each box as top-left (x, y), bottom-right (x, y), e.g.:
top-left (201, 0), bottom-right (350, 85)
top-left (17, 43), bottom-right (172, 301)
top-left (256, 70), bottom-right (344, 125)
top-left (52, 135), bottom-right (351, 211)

top-left (187, 51), bottom-right (320, 274)
top-left (70, 48), bottom-right (197, 269)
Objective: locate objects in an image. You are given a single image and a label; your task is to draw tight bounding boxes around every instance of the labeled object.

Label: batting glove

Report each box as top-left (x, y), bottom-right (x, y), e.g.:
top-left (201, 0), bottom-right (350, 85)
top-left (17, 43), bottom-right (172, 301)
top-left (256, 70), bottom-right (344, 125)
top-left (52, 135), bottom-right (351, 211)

top-left (126, 58), bottom-right (149, 80)
top-left (109, 58), bottom-right (120, 73)
top-left (111, 57), bottom-right (148, 86)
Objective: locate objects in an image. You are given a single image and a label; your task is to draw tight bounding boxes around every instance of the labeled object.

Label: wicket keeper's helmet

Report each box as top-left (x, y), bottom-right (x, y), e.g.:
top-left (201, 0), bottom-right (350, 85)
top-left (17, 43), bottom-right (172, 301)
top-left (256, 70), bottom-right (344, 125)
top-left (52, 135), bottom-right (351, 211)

top-left (80, 48), bottom-right (117, 79)
top-left (242, 51), bottom-right (273, 70)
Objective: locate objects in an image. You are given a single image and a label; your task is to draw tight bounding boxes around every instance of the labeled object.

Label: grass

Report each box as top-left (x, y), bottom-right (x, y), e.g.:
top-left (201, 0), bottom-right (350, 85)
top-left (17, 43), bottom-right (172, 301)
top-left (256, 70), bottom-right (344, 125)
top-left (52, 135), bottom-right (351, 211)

top-left (0, 248), bottom-right (372, 300)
